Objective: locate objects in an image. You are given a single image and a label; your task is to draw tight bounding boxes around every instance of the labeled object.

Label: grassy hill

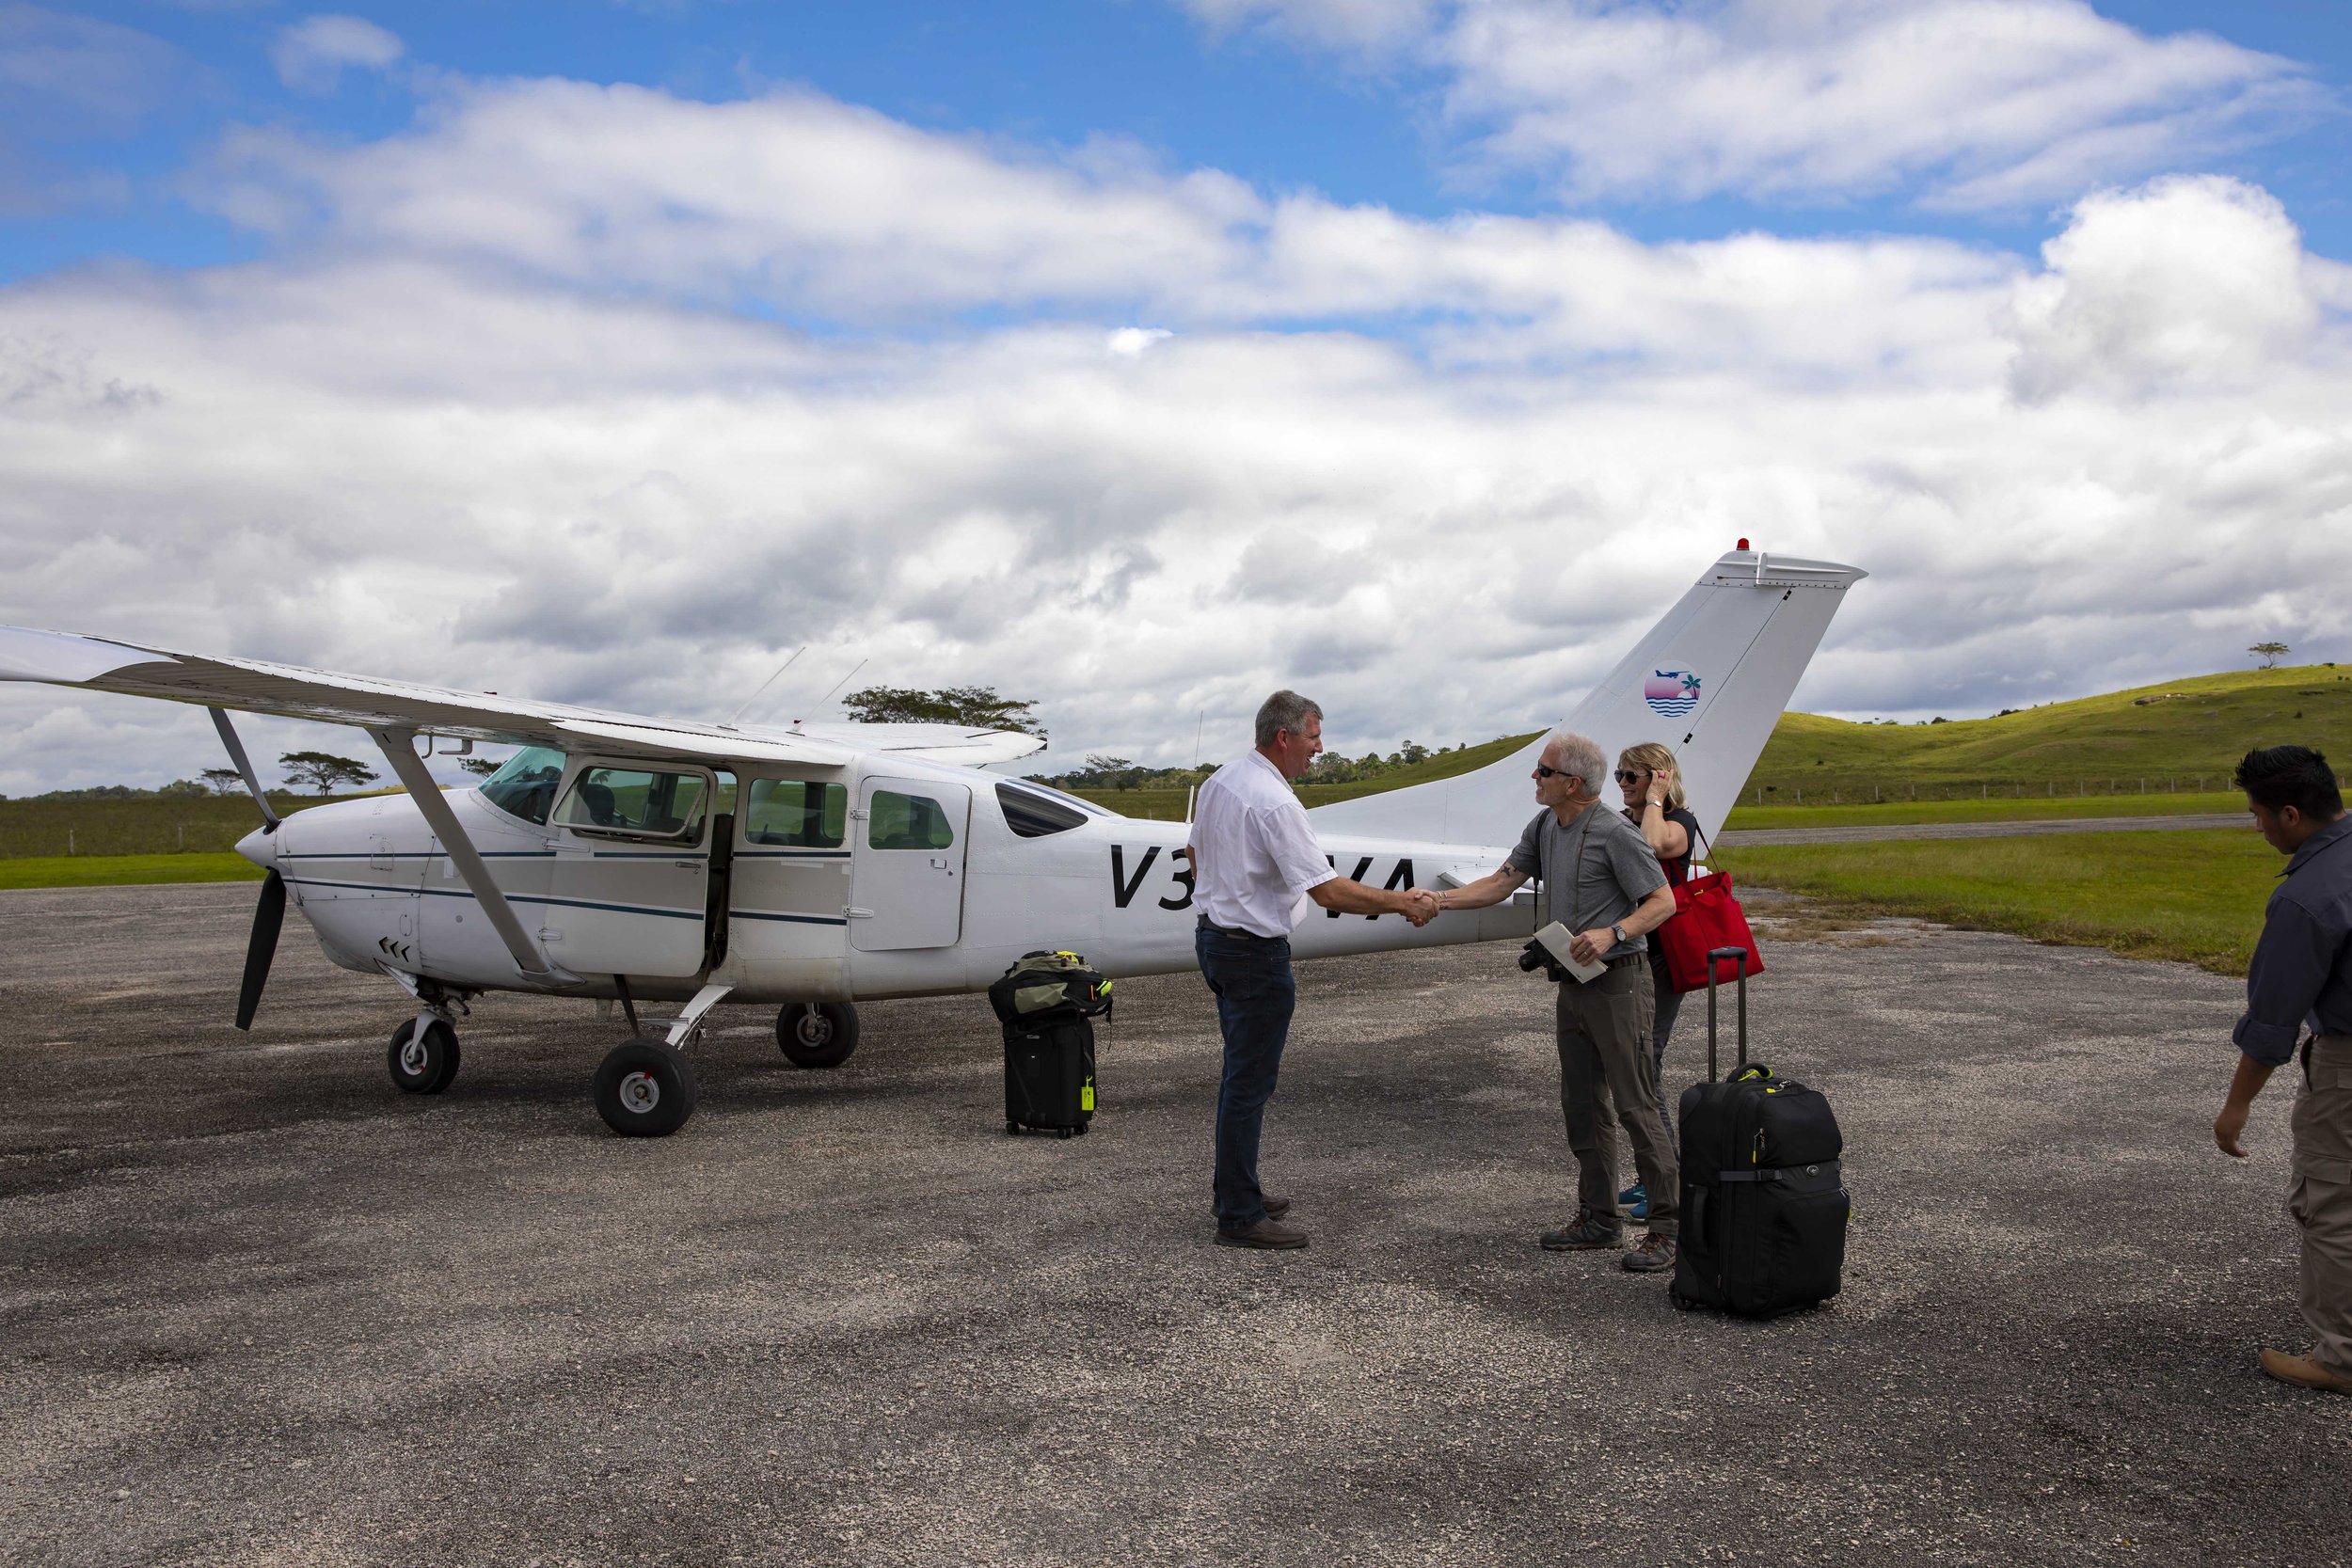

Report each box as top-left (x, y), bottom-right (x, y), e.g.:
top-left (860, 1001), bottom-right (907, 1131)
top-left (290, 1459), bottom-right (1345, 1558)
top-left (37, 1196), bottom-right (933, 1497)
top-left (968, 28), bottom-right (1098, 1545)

top-left (1070, 664), bottom-right (2348, 818)
top-left (1743, 664), bottom-right (2352, 805)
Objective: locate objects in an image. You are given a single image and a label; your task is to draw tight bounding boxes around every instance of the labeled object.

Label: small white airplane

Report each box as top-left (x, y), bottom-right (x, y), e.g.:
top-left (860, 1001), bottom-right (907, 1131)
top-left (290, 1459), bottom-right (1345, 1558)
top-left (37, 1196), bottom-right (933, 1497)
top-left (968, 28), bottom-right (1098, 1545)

top-left (0, 544), bottom-right (1863, 1136)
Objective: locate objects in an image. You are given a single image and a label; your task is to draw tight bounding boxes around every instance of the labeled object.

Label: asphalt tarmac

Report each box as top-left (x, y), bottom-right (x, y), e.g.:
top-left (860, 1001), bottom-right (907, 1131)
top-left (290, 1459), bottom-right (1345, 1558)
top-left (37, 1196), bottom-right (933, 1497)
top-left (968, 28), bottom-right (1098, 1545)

top-left (2, 884), bottom-right (2344, 1568)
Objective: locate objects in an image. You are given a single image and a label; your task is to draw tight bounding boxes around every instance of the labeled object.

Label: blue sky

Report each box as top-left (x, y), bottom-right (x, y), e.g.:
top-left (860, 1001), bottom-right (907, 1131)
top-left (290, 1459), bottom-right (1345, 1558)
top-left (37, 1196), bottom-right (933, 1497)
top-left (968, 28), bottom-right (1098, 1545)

top-left (13, 1), bottom-right (2346, 274)
top-left (1, 1), bottom-right (2349, 788)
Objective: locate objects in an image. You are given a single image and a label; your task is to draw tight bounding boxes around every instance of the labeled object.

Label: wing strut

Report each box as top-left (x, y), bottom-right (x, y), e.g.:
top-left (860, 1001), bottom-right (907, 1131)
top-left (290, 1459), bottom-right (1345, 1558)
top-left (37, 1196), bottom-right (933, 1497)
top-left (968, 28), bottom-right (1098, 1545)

top-left (209, 706), bottom-right (279, 830)
top-left (370, 727), bottom-right (553, 978)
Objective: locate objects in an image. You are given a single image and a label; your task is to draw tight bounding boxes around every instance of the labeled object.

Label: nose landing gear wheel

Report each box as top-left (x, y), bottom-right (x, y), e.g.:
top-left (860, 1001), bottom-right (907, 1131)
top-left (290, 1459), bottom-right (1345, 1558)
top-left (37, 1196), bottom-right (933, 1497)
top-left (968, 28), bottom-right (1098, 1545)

top-left (387, 1018), bottom-right (460, 1094)
top-left (776, 1003), bottom-right (859, 1069)
top-left (594, 1039), bottom-right (697, 1137)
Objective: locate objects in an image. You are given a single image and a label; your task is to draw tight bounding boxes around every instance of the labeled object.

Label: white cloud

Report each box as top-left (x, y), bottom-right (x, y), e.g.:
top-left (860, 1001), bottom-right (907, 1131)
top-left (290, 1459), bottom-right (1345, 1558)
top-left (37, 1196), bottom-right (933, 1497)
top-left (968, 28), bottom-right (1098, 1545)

top-left (3, 82), bottom-right (2350, 792)
top-left (1186, 0), bottom-right (2327, 212)
top-left (1108, 327), bottom-right (1175, 356)
top-left (2004, 175), bottom-right (2322, 401)
top-left (269, 13), bottom-right (404, 96)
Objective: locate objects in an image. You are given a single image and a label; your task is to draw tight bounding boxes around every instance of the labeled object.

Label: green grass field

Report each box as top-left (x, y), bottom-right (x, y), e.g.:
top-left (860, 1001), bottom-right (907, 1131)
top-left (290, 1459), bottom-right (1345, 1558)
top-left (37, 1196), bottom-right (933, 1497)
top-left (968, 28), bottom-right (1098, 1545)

top-left (0, 852), bottom-right (264, 890)
top-left (1726, 828), bottom-right (2276, 975)
top-left (0, 792), bottom-right (356, 860)
top-left (1721, 792), bottom-right (2246, 832)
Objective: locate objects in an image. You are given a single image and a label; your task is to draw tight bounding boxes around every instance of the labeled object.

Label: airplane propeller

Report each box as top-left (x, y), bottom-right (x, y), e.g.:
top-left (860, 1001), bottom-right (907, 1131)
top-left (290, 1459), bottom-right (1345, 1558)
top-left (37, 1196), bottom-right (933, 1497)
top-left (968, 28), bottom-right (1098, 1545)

top-left (235, 868), bottom-right (286, 1031)
top-left (210, 705), bottom-right (286, 1030)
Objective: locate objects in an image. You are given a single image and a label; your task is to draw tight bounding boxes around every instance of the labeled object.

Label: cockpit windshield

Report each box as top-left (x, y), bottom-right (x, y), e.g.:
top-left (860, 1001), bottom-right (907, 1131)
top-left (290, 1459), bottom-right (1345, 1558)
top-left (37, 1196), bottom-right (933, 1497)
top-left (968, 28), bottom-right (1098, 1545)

top-left (477, 746), bottom-right (564, 826)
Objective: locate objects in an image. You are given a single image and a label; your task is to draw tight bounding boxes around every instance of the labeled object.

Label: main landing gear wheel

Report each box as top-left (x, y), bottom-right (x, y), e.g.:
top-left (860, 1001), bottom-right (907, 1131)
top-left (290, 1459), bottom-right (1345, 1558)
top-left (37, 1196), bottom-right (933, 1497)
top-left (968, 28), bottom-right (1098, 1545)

top-left (777, 1003), bottom-right (859, 1069)
top-left (594, 1039), bottom-right (697, 1137)
top-left (387, 1018), bottom-right (460, 1095)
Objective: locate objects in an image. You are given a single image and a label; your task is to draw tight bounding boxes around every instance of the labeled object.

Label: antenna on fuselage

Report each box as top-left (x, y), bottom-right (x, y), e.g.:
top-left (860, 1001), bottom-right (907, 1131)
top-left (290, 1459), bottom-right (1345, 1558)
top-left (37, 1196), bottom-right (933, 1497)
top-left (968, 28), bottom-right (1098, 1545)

top-left (792, 657), bottom-right (869, 727)
top-left (723, 646), bottom-right (806, 727)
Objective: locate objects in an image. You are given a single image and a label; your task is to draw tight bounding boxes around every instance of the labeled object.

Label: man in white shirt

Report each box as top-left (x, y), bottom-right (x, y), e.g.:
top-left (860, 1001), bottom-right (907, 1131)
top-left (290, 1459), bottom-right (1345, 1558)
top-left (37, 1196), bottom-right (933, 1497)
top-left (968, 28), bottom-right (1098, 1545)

top-left (1189, 689), bottom-right (1436, 1249)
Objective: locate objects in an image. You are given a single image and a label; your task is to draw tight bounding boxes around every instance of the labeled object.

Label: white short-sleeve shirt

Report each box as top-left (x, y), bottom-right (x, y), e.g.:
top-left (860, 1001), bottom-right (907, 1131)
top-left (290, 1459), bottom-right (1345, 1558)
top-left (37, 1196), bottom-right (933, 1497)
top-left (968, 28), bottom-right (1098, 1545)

top-left (1189, 750), bottom-right (1338, 939)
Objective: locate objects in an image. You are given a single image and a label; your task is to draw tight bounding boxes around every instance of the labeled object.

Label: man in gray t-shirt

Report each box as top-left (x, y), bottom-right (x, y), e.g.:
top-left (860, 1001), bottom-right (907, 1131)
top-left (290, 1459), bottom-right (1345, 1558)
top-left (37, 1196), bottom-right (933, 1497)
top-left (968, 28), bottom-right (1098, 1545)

top-left (1507, 798), bottom-right (1667, 960)
top-left (1428, 729), bottom-right (1681, 1271)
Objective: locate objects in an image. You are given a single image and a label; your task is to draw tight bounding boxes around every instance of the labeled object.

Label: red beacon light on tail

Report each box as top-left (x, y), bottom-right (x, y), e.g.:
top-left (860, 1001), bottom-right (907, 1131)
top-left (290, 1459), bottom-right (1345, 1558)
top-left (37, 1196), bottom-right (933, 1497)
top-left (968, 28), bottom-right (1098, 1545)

top-left (1736, 538), bottom-right (1750, 550)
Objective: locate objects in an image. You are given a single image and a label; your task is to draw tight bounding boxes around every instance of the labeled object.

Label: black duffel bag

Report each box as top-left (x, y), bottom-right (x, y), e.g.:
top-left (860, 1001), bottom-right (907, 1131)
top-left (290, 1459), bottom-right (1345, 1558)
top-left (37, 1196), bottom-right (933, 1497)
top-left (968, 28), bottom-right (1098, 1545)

top-left (987, 950), bottom-right (1113, 1027)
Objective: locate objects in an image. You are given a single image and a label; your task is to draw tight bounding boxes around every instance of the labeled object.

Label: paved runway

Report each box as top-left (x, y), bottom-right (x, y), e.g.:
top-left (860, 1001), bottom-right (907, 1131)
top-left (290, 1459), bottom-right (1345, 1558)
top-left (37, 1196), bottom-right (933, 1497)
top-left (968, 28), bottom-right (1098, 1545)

top-left (1718, 812), bottom-right (2245, 847)
top-left (1, 883), bottom-right (2342, 1568)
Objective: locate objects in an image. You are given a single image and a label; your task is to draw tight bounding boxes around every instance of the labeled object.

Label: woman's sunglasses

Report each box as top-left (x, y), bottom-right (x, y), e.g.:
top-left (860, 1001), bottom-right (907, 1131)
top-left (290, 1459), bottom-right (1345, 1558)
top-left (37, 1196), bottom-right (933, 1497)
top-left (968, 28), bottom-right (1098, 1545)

top-left (1613, 769), bottom-right (1648, 784)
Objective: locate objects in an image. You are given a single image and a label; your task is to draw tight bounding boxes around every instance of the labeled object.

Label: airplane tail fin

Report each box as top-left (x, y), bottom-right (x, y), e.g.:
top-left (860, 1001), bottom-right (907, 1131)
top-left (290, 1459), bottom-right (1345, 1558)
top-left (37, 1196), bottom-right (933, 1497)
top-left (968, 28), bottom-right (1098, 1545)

top-left (1306, 547), bottom-right (1867, 847)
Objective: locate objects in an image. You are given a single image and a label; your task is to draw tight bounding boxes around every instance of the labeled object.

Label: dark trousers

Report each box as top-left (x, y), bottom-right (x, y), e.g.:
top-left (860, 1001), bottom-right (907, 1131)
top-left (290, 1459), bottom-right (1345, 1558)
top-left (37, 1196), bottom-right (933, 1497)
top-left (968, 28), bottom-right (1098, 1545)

top-left (1556, 955), bottom-right (1678, 1239)
top-left (1197, 923), bottom-right (1295, 1229)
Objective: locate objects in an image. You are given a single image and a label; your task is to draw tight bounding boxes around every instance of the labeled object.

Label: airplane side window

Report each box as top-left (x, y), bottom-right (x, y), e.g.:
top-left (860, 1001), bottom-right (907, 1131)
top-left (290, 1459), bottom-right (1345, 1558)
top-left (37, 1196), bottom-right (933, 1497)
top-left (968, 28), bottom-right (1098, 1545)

top-left (477, 745), bottom-right (565, 826)
top-left (556, 766), bottom-right (708, 840)
top-left (995, 782), bottom-right (1088, 838)
top-left (867, 789), bottom-right (955, 850)
top-left (743, 779), bottom-right (848, 847)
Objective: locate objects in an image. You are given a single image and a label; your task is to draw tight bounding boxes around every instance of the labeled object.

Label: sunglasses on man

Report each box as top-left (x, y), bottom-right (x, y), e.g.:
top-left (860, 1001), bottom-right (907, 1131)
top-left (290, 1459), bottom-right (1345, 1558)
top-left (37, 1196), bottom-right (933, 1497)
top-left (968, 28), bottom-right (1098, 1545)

top-left (1534, 765), bottom-right (1577, 780)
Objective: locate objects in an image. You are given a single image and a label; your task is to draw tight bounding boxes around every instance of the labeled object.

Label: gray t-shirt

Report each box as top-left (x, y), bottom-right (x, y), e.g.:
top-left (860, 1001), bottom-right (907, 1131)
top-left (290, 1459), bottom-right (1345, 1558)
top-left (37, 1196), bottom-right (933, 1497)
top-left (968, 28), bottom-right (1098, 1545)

top-left (1508, 804), bottom-right (1669, 960)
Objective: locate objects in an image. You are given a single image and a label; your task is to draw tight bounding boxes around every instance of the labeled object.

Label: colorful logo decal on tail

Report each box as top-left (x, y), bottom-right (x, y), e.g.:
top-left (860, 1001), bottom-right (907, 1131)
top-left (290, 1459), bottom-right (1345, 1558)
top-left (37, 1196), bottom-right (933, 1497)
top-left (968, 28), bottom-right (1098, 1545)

top-left (1645, 670), bottom-right (1702, 718)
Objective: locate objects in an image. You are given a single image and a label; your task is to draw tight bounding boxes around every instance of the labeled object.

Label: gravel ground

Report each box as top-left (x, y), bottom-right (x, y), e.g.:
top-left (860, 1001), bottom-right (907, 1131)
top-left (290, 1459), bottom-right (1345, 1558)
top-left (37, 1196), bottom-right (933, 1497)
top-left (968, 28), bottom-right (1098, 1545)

top-left (0, 883), bottom-right (2343, 1568)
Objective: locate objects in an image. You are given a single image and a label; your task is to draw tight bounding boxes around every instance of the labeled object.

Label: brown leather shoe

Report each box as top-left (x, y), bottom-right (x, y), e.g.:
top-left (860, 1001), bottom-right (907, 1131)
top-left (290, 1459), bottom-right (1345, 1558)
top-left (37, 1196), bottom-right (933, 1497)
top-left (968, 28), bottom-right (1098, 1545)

top-left (1216, 1218), bottom-right (1308, 1250)
top-left (1263, 1196), bottom-right (1292, 1220)
top-left (2261, 1349), bottom-right (2352, 1393)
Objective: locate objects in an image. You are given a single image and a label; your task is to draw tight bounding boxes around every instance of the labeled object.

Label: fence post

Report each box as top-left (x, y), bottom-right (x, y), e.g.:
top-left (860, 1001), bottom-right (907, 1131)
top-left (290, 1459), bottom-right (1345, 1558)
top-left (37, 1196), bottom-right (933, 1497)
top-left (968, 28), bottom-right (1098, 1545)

top-left (68, 827), bottom-right (74, 856)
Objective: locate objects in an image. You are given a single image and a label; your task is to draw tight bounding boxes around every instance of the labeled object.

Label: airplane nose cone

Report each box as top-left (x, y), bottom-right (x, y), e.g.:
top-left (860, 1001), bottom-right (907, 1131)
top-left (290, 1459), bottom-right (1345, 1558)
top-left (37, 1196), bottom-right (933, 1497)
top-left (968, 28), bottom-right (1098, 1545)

top-left (235, 823), bottom-right (278, 871)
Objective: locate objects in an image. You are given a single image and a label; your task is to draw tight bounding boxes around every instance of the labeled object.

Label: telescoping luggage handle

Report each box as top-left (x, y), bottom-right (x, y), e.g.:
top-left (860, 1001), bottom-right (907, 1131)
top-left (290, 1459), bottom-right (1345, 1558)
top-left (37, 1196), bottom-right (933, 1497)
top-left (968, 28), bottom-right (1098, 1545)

top-left (1704, 944), bottom-right (1748, 1083)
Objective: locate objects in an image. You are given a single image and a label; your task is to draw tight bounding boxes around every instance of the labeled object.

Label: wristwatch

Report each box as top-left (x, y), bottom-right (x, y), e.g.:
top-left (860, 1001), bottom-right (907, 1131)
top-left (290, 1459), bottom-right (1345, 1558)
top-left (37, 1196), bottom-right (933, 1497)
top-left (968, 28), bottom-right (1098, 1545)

top-left (1609, 922), bottom-right (1627, 946)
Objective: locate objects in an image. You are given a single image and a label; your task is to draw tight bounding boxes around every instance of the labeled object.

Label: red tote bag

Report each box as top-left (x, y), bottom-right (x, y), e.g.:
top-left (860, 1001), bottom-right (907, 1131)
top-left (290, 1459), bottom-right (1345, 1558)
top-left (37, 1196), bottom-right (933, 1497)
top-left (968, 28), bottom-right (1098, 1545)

top-left (1657, 868), bottom-right (1765, 994)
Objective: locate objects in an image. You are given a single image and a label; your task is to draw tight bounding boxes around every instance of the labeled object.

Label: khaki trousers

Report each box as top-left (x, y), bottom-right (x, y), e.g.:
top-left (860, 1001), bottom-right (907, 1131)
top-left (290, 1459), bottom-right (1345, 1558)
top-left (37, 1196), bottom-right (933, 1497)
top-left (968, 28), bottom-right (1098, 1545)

top-left (1556, 955), bottom-right (1678, 1239)
top-left (2290, 1034), bottom-right (2352, 1378)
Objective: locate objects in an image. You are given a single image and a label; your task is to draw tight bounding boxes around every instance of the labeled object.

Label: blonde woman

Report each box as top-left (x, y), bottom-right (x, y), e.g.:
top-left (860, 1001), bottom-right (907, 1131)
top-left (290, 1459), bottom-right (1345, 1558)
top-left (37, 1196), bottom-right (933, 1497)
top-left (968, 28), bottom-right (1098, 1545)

top-left (1613, 742), bottom-right (1704, 1224)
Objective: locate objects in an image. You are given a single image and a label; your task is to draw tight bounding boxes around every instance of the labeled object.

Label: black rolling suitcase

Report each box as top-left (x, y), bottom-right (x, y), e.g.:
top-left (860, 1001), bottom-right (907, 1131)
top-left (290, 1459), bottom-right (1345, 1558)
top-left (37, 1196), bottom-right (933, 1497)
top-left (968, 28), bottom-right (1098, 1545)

top-left (1671, 946), bottom-right (1851, 1317)
top-left (988, 952), bottom-right (1112, 1139)
top-left (1003, 1018), bottom-right (1097, 1138)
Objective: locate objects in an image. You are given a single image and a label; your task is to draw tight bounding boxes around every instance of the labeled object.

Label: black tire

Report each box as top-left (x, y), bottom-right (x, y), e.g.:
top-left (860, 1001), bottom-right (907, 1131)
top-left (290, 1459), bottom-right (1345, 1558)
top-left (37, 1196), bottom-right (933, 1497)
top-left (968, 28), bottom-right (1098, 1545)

top-left (388, 1018), bottom-right (460, 1095)
top-left (776, 1003), bottom-right (859, 1069)
top-left (594, 1039), bottom-right (697, 1137)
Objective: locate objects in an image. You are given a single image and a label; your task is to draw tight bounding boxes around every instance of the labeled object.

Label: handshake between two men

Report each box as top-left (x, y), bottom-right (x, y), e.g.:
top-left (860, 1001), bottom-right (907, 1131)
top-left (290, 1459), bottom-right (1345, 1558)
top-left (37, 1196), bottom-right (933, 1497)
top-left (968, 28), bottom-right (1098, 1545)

top-left (1336, 881), bottom-right (1629, 968)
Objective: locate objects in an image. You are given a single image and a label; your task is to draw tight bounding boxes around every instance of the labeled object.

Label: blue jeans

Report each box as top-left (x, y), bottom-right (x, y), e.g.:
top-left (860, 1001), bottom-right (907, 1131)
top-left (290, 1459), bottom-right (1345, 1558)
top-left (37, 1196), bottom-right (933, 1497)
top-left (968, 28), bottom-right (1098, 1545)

top-left (1197, 922), bottom-right (1296, 1229)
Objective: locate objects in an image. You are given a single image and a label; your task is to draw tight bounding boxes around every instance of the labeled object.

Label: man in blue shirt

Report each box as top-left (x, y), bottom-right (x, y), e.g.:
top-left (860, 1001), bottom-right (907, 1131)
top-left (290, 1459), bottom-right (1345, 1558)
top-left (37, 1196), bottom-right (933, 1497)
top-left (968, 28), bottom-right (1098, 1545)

top-left (2216, 744), bottom-right (2352, 1395)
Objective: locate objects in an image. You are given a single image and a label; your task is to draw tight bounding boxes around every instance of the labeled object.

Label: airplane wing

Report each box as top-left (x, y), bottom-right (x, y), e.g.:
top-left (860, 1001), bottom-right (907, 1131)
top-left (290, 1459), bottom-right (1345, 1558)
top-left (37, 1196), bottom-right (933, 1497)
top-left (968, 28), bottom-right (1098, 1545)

top-left (0, 625), bottom-right (859, 767)
top-left (787, 721), bottom-right (1046, 767)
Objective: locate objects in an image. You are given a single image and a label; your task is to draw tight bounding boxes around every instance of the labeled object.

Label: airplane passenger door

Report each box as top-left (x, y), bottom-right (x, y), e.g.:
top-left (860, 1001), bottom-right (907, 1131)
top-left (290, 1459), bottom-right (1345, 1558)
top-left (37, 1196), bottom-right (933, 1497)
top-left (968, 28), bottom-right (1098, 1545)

top-left (547, 758), bottom-right (714, 978)
top-left (850, 778), bottom-right (971, 951)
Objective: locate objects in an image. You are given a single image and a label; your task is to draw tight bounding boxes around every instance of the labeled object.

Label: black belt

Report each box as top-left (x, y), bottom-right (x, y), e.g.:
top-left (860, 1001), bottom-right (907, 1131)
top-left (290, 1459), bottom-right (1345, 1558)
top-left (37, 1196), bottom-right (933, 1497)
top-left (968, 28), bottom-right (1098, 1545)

top-left (1198, 915), bottom-right (1280, 942)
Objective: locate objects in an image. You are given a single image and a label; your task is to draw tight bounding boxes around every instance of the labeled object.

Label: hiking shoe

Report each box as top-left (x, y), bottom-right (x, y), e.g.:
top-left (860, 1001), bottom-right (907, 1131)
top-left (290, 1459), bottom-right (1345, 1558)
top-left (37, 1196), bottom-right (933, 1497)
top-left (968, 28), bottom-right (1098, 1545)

top-left (1621, 1232), bottom-right (1677, 1273)
top-left (1617, 1182), bottom-right (1649, 1223)
top-left (1539, 1211), bottom-right (1623, 1251)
